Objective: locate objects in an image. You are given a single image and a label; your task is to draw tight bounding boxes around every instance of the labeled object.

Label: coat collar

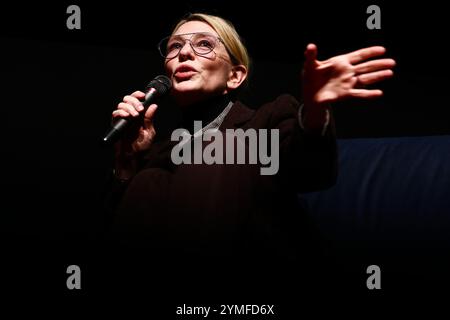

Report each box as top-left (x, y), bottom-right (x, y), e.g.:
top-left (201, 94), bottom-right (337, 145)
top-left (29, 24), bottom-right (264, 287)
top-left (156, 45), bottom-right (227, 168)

top-left (219, 100), bottom-right (255, 130)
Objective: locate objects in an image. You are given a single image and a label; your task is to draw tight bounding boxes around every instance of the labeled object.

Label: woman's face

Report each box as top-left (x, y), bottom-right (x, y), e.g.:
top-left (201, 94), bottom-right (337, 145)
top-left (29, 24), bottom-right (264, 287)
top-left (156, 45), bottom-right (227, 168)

top-left (164, 21), bottom-right (239, 106)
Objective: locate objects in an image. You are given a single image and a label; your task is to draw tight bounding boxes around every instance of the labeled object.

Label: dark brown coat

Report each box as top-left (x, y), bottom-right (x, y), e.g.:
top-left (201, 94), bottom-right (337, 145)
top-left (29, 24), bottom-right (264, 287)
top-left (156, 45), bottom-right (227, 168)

top-left (110, 94), bottom-right (337, 263)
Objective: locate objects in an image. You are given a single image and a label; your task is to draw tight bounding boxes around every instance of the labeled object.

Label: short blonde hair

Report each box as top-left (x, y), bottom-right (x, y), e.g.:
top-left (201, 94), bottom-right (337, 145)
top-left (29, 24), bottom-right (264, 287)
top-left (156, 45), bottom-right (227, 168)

top-left (172, 13), bottom-right (250, 74)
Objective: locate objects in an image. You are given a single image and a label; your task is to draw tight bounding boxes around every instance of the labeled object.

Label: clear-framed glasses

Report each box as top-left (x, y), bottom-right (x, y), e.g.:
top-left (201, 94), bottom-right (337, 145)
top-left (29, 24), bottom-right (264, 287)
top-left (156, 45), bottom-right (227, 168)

top-left (158, 32), bottom-right (224, 59)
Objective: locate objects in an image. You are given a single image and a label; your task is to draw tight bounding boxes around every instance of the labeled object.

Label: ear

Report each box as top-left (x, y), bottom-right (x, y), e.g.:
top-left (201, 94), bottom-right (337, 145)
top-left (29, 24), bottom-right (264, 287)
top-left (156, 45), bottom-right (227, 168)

top-left (226, 65), bottom-right (248, 91)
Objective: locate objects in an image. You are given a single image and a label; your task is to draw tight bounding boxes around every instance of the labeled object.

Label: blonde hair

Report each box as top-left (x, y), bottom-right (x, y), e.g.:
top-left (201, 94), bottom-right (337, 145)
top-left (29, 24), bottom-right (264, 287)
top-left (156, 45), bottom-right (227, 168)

top-left (172, 13), bottom-right (250, 74)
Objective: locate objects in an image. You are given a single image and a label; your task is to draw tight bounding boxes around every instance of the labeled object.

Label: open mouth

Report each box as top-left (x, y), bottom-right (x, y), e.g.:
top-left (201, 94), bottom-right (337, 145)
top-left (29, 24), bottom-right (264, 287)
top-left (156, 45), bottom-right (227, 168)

top-left (174, 65), bottom-right (197, 80)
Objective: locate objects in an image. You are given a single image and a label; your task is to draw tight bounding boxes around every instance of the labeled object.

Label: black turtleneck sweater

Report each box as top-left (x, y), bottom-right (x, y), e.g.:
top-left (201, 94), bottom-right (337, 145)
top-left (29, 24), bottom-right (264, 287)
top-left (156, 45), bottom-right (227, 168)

top-left (178, 93), bottom-right (232, 134)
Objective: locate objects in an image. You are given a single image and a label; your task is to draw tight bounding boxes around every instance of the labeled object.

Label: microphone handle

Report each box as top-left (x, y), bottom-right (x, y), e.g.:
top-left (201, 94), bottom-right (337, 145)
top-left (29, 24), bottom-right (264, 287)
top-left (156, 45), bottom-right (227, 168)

top-left (102, 88), bottom-right (157, 145)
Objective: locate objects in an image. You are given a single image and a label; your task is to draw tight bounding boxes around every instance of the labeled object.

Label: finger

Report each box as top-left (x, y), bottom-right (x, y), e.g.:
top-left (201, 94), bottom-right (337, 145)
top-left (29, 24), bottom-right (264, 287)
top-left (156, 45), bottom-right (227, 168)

top-left (131, 91), bottom-right (146, 99)
top-left (112, 109), bottom-right (131, 118)
top-left (349, 88), bottom-right (383, 99)
top-left (123, 95), bottom-right (144, 112)
top-left (143, 104), bottom-right (158, 128)
top-left (117, 102), bottom-right (140, 117)
top-left (354, 59), bottom-right (396, 75)
top-left (357, 69), bottom-right (394, 86)
top-left (304, 43), bottom-right (319, 67)
top-left (348, 46), bottom-right (386, 64)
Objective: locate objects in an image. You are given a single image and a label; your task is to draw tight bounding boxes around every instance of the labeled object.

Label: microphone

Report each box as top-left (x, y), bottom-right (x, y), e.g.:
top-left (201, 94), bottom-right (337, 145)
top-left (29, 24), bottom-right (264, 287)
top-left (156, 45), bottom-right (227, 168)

top-left (102, 75), bottom-right (172, 144)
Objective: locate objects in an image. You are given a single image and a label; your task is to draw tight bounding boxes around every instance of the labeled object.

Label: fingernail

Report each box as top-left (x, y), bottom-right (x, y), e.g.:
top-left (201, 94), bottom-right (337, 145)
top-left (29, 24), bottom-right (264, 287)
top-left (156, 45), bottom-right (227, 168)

top-left (138, 104), bottom-right (144, 111)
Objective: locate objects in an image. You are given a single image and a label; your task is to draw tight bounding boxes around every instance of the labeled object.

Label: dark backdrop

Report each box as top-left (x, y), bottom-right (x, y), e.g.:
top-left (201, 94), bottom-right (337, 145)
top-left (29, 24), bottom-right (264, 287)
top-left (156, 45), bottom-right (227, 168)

top-left (1, 0), bottom-right (448, 314)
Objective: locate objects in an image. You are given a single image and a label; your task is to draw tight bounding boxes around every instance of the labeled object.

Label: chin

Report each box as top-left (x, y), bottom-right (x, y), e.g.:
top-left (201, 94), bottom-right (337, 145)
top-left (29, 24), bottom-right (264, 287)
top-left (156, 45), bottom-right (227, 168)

top-left (173, 79), bottom-right (200, 91)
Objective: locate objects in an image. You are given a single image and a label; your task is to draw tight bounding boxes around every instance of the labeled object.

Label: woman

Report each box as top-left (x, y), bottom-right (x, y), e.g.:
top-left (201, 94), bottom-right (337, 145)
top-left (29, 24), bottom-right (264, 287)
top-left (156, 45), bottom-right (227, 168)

top-left (108, 13), bottom-right (395, 265)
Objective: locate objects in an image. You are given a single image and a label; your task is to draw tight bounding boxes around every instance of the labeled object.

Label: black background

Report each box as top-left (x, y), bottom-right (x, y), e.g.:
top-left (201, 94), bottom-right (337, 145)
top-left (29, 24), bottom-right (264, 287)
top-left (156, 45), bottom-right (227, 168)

top-left (1, 0), bottom-right (449, 316)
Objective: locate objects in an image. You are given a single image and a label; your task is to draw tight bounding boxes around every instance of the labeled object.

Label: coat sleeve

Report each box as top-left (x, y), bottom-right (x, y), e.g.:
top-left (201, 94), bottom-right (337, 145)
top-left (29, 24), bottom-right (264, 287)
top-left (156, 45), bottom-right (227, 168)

top-left (262, 94), bottom-right (338, 193)
top-left (101, 140), bottom-right (165, 228)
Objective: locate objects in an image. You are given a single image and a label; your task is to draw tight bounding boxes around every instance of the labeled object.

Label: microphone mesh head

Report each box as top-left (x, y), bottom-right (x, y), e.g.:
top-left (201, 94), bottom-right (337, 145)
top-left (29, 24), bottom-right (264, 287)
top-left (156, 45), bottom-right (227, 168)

top-left (146, 75), bottom-right (172, 95)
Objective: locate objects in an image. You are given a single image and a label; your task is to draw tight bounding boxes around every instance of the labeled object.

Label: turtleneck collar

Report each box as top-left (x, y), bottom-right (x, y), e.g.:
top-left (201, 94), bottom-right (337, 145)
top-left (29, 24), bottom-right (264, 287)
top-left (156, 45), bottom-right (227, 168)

top-left (179, 94), bottom-right (232, 134)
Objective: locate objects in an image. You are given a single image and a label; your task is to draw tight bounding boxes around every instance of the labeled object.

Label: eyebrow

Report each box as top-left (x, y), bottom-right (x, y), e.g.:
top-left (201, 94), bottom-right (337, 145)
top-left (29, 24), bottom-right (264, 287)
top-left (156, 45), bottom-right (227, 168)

top-left (171, 32), bottom-right (218, 37)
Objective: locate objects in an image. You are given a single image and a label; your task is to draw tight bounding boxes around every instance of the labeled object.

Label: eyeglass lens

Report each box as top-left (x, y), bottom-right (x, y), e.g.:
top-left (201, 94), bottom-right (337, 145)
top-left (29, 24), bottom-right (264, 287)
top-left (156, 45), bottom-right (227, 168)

top-left (160, 33), bottom-right (219, 58)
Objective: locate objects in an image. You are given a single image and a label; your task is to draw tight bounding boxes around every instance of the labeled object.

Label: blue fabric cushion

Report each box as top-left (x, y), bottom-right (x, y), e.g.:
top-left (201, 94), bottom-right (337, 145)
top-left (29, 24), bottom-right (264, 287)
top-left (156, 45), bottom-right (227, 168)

top-left (301, 135), bottom-right (450, 256)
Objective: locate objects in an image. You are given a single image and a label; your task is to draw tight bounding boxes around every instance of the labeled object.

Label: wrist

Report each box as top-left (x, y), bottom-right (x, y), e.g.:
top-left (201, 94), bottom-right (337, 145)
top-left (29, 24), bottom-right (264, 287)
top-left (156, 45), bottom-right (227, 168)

top-left (300, 102), bottom-right (331, 134)
top-left (114, 153), bottom-right (138, 181)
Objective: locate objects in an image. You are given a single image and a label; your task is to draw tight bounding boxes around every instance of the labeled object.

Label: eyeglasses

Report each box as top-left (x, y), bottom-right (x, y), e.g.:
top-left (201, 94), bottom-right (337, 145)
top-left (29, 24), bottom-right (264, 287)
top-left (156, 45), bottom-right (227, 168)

top-left (158, 32), bottom-right (224, 59)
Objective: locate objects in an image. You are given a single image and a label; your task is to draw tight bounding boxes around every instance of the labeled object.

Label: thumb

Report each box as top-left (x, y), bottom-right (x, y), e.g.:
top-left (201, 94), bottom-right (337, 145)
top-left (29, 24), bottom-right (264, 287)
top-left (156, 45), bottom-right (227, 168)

top-left (304, 43), bottom-right (318, 67)
top-left (143, 104), bottom-right (158, 128)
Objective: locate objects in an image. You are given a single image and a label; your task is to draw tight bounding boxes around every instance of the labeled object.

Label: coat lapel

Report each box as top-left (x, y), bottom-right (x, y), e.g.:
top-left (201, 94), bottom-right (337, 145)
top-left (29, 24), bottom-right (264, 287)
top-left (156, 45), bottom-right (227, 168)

top-left (219, 100), bottom-right (255, 130)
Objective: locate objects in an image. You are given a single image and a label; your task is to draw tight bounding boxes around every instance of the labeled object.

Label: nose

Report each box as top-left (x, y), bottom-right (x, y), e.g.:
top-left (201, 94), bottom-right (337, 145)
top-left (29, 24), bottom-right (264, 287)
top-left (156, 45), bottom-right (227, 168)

top-left (178, 40), bottom-right (195, 60)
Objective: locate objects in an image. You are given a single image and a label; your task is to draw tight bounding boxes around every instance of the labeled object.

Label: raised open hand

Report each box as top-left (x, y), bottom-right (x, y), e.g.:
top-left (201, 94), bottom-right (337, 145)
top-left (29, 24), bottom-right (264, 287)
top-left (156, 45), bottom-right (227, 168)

top-left (302, 43), bottom-right (396, 106)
